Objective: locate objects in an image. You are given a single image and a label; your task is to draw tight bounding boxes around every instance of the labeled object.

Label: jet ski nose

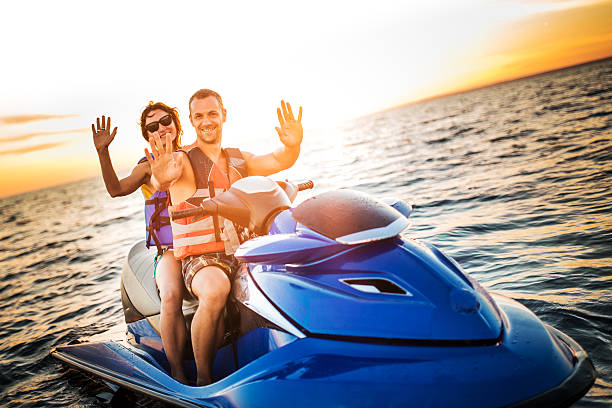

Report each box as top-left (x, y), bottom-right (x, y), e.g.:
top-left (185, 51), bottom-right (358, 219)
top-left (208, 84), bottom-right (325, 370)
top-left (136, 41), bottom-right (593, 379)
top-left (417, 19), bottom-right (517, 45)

top-left (450, 288), bottom-right (481, 314)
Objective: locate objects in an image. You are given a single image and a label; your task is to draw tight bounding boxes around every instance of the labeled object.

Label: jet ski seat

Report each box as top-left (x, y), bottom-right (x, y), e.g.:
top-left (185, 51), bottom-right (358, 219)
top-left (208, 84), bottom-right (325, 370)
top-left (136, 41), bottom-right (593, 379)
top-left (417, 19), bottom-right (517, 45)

top-left (121, 241), bottom-right (197, 330)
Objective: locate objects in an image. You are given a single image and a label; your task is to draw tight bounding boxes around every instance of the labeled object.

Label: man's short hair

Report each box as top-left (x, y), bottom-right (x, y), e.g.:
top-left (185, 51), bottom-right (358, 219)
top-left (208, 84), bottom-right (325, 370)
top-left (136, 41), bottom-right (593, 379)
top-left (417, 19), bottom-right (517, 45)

top-left (139, 101), bottom-right (183, 149)
top-left (189, 89), bottom-right (224, 112)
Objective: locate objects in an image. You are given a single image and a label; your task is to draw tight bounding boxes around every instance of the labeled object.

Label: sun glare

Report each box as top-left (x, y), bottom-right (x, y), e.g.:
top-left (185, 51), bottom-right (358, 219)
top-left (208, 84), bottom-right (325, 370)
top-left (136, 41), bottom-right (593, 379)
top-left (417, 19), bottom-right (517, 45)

top-left (0, 0), bottom-right (610, 197)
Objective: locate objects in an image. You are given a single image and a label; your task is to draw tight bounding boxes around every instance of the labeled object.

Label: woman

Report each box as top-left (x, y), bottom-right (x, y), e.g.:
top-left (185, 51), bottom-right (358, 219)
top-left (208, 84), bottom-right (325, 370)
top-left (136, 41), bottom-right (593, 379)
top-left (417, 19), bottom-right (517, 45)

top-left (92, 102), bottom-right (188, 383)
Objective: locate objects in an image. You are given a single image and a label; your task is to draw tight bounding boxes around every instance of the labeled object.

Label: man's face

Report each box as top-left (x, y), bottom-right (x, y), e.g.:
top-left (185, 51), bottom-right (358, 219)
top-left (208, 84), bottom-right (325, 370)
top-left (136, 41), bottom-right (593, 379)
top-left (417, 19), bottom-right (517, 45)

top-left (189, 96), bottom-right (226, 144)
top-left (145, 109), bottom-right (177, 147)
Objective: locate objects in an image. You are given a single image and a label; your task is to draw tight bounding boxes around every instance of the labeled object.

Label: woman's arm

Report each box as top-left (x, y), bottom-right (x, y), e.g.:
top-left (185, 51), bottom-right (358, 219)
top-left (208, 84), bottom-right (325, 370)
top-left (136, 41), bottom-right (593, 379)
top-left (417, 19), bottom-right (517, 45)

top-left (93, 115), bottom-right (149, 197)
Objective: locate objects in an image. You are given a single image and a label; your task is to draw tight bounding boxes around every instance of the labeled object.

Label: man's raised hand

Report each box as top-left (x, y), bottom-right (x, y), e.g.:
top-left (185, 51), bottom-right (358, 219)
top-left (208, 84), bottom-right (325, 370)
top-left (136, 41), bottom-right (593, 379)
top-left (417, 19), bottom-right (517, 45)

top-left (145, 133), bottom-right (182, 190)
top-left (92, 115), bottom-right (118, 152)
top-left (275, 100), bottom-right (303, 148)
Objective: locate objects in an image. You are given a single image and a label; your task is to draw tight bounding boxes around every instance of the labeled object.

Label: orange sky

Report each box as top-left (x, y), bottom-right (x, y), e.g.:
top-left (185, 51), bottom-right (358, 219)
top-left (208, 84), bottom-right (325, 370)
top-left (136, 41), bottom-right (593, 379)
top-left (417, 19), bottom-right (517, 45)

top-left (0, 0), bottom-right (610, 198)
top-left (452, 0), bottom-right (612, 93)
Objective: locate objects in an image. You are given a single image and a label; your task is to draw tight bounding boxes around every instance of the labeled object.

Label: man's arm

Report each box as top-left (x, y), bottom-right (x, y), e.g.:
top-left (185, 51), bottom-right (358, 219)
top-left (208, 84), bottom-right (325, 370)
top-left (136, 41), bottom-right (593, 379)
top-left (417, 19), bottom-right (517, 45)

top-left (244, 101), bottom-right (303, 176)
top-left (93, 115), bottom-right (148, 197)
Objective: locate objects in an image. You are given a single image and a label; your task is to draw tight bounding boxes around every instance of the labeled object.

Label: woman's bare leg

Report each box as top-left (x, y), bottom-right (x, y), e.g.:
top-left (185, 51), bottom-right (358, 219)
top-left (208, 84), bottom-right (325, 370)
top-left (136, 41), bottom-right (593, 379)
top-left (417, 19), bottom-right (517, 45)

top-left (155, 250), bottom-right (188, 384)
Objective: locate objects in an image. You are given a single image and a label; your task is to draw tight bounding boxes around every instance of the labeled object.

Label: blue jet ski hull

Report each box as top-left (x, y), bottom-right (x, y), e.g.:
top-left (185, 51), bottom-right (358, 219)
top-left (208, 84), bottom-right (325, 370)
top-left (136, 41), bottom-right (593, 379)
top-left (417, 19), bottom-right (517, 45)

top-left (52, 293), bottom-right (595, 408)
top-left (51, 180), bottom-right (596, 407)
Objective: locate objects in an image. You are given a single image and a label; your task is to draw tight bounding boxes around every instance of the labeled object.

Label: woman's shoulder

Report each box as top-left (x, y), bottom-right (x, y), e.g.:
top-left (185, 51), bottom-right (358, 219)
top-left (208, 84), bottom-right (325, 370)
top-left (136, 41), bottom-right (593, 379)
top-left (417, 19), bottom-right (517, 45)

top-left (141, 183), bottom-right (155, 199)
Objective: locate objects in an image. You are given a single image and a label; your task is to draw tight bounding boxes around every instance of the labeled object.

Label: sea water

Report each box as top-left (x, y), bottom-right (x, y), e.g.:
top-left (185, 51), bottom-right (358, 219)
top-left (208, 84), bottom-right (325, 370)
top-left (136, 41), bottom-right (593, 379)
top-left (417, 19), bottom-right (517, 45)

top-left (0, 58), bottom-right (610, 406)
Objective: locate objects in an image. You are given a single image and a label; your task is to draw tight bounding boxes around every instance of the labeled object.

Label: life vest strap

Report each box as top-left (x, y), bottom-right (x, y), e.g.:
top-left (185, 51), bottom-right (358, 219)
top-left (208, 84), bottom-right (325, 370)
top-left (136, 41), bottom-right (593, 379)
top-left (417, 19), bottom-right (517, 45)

top-left (145, 191), bottom-right (172, 255)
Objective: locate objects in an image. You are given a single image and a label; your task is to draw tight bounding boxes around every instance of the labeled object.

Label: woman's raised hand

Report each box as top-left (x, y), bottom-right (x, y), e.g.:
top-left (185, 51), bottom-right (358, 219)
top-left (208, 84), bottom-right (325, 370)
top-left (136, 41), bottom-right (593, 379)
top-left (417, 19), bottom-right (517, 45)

top-left (91, 115), bottom-right (118, 152)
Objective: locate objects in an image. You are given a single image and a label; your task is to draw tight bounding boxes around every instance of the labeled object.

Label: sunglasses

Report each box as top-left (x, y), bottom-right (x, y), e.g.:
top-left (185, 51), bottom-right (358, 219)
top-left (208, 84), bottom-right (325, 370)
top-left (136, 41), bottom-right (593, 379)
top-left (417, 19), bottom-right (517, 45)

top-left (145, 114), bottom-right (173, 133)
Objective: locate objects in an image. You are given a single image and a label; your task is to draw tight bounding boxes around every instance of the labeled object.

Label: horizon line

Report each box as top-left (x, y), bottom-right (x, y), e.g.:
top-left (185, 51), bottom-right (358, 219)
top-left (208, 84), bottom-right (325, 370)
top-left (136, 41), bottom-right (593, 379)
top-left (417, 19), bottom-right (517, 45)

top-left (367, 54), bottom-right (612, 119)
top-left (1, 54), bottom-right (610, 200)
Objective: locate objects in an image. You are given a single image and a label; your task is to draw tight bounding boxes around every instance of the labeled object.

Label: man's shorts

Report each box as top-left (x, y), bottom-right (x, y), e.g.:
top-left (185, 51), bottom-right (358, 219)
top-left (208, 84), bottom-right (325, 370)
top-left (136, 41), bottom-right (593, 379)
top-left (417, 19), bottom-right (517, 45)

top-left (181, 252), bottom-right (239, 298)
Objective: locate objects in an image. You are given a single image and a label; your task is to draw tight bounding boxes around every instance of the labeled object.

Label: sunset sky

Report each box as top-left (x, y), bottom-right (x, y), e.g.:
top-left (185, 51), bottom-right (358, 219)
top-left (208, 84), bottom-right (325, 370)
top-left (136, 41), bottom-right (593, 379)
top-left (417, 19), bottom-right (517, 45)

top-left (0, 0), bottom-right (610, 197)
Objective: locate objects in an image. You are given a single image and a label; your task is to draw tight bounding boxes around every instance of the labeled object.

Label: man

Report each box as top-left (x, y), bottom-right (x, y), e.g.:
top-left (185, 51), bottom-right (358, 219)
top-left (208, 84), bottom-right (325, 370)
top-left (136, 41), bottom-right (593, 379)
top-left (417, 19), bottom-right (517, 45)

top-left (146, 89), bottom-right (302, 385)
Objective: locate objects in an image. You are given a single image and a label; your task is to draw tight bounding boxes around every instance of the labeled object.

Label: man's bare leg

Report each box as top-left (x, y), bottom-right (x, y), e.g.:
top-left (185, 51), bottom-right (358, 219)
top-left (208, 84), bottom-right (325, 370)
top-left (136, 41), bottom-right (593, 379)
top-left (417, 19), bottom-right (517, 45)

top-left (155, 251), bottom-right (188, 384)
top-left (190, 266), bottom-right (231, 386)
top-left (215, 313), bottom-right (226, 353)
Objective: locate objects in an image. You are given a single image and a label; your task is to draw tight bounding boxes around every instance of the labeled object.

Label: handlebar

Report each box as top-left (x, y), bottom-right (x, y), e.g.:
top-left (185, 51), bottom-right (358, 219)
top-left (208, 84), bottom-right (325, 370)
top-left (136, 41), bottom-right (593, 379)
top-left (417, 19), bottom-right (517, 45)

top-left (170, 179), bottom-right (314, 221)
top-left (297, 180), bottom-right (314, 191)
top-left (170, 206), bottom-right (204, 221)
top-left (170, 198), bottom-right (217, 221)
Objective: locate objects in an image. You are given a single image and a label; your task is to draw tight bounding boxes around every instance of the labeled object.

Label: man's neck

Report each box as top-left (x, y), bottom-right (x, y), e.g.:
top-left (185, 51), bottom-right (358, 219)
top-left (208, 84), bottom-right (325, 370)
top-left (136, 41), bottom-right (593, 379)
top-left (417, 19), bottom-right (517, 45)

top-left (195, 139), bottom-right (222, 162)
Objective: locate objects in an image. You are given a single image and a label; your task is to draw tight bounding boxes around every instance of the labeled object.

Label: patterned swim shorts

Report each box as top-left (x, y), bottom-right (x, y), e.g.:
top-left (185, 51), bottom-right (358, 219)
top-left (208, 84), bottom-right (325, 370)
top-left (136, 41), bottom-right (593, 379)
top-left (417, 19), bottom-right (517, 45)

top-left (181, 252), bottom-right (239, 298)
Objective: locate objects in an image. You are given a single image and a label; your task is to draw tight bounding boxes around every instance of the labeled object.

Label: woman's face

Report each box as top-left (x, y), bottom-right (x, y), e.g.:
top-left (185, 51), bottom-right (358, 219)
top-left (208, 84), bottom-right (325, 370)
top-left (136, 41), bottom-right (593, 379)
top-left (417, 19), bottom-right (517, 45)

top-left (145, 109), bottom-right (177, 148)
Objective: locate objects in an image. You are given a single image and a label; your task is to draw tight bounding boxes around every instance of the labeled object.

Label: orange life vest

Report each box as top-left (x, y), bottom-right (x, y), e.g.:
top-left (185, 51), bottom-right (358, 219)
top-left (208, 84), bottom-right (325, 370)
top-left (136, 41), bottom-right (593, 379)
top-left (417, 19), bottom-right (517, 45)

top-left (169, 147), bottom-right (247, 259)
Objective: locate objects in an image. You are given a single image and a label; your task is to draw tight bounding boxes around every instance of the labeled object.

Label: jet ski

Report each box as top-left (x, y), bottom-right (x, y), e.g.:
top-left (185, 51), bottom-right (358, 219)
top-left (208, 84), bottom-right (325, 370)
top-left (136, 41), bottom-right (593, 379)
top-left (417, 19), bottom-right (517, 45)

top-left (52, 176), bottom-right (596, 407)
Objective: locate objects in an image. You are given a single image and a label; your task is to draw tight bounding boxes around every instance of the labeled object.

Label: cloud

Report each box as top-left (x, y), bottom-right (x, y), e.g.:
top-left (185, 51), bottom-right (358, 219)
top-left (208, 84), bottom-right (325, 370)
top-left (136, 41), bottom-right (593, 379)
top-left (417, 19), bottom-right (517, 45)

top-left (0, 141), bottom-right (70, 156)
top-left (0, 128), bottom-right (89, 143)
top-left (0, 114), bottom-right (78, 125)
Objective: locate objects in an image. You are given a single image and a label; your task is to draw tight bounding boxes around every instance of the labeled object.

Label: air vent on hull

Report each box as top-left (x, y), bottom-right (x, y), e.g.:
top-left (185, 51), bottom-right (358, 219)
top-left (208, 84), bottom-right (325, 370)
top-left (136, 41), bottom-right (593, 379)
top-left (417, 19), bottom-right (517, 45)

top-left (341, 278), bottom-right (412, 296)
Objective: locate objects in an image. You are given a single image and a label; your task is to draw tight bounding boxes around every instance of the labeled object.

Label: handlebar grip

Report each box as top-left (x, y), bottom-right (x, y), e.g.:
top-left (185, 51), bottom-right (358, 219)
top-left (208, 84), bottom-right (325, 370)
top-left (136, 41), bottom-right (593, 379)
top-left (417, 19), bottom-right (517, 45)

top-left (171, 207), bottom-right (203, 221)
top-left (297, 180), bottom-right (314, 191)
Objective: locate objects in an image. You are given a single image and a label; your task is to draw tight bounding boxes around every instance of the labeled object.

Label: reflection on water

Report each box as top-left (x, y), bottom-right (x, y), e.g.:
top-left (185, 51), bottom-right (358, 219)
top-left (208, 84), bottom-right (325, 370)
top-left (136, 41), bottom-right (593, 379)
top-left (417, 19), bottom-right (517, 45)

top-left (0, 58), bottom-right (611, 406)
